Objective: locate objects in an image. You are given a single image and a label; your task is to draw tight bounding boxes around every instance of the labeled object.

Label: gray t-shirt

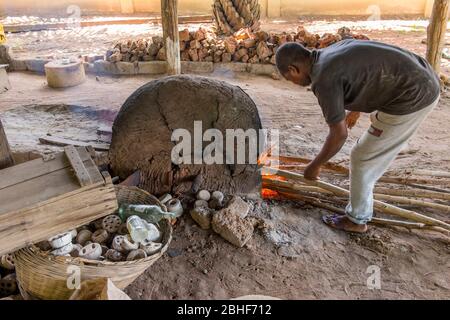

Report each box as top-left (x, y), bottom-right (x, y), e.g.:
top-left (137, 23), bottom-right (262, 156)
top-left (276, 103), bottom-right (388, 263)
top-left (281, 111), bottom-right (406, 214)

top-left (310, 39), bottom-right (440, 124)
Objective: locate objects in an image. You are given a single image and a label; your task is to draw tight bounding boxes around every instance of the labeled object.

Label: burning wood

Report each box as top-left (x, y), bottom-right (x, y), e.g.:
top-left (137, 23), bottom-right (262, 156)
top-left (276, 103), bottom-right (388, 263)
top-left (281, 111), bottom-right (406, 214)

top-left (259, 154), bottom-right (450, 237)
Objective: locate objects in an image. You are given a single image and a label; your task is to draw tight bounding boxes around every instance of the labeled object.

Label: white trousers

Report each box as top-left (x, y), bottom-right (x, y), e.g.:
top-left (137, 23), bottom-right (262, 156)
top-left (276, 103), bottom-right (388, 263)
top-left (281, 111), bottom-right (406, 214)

top-left (346, 96), bottom-right (440, 224)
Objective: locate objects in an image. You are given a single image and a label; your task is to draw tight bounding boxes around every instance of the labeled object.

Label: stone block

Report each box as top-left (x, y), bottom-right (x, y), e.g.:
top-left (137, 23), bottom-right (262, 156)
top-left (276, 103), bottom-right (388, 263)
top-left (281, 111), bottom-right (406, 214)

top-left (249, 63), bottom-right (277, 76)
top-left (94, 60), bottom-right (136, 75)
top-left (226, 196), bottom-right (250, 219)
top-left (181, 61), bottom-right (214, 74)
top-left (212, 209), bottom-right (254, 247)
top-left (137, 61), bottom-right (167, 74)
top-left (25, 59), bottom-right (51, 73)
top-left (190, 207), bottom-right (214, 230)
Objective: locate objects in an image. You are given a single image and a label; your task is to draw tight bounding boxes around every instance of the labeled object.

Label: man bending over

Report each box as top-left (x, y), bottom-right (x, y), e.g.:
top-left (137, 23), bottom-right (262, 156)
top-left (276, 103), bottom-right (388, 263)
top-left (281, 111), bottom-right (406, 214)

top-left (275, 39), bottom-right (440, 233)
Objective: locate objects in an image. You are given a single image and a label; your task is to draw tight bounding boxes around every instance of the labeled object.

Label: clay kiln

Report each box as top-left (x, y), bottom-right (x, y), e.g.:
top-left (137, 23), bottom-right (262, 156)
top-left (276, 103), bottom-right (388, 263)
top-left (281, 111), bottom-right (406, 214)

top-left (109, 75), bottom-right (264, 195)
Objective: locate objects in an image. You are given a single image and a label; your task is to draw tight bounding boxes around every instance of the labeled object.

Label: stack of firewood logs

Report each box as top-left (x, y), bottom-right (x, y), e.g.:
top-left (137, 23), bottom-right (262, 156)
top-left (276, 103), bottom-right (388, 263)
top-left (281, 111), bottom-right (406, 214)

top-left (106, 26), bottom-right (370, 64)
top-left (260, 153), bottom-right (450, 237)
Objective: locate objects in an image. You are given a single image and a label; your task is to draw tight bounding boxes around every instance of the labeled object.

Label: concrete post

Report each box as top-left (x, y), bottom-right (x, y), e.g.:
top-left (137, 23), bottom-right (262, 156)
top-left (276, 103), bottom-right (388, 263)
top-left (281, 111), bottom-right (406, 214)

top-left (267, 0), bottom-right (281, 19)
top-left (120, 0), bottom-right (135, 14)
top-left (425, 0), bottom-right (435, 17)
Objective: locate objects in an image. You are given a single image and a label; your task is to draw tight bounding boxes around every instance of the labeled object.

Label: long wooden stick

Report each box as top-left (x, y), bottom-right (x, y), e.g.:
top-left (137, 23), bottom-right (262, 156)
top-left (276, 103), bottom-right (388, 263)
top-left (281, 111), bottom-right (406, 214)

top-left (374, 187), bottom-right (450, 201)
top-left (264, 178), bottom-right (450, 212)
top-left (378, 176), bottom-right (450, 187)
top-left (386, 169), bottom-right (450, 178)
top-left (276, 190), bottom-right (448, 235)
top-left (273, 155), bottom-right (450, 187)
top-left (262, 167), bottom-right (450, 231)
top-left (373, 194), bottom-right (450, 212)
top-left (271, 155), bottom-right (349, 174)
top-left (408, 183), bottom-right (450, 194)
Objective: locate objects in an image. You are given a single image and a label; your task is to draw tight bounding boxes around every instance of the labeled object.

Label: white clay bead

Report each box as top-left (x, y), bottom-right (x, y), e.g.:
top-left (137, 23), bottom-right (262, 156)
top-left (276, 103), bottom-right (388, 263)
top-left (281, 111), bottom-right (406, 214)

top-left (51, 243), bottom-right (74, 256)
top-left (197, 190), bottom-right (211, 201)
top-left (48, 232), bottom-right (73, 249)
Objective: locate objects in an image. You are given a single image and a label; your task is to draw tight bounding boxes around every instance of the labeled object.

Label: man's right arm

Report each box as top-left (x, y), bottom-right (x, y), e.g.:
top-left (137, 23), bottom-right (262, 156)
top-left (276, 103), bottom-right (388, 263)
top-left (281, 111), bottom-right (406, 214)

top-left (303, 120), bottom-right (348, 180)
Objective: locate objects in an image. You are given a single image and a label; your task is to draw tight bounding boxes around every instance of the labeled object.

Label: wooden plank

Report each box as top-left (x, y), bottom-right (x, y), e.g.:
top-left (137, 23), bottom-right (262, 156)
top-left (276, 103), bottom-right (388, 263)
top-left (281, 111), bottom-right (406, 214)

top-left (0, 149), bottom-right (91, 191)
top-left (3, 180), bottom-right (105, 216)
top-left (77, 146), bottom-right (105, 184)
top-left (39, 135), bottom-right (110, 151)
top-left (161, 0), bottom-right (181, 75)
top-left (0, 182), bottom-right (117, 256)
top-left (426, 0), bottom-right (450, 73)
top-left (64, 145), bottom-right (92, 187)
top-left (0, 167), bottom-right (80, 215)
top-left (0, 118), bottom-right (14, 170)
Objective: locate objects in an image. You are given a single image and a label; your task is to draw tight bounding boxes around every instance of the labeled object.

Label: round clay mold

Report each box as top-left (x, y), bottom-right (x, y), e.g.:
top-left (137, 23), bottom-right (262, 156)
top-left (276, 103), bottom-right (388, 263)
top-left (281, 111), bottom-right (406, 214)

top-left (102, 215), bottom-right (122, 233)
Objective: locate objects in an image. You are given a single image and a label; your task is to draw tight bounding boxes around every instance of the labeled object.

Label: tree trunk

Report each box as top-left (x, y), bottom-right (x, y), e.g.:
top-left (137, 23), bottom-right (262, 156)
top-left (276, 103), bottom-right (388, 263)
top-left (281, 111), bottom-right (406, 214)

top-left (161, 0), bottom-right (181, 75)
top-left (426, 0), bottom-right (450, 73)
top-left (213, 0), bottom-right (261, 35)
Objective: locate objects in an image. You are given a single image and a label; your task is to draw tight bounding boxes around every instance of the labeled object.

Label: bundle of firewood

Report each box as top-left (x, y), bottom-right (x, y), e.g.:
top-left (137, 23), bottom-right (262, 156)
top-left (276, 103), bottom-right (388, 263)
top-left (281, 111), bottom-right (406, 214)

top-left (260, 153), bottom-right (450, 237)
top-left (106, 26), bottom-right (370, 64)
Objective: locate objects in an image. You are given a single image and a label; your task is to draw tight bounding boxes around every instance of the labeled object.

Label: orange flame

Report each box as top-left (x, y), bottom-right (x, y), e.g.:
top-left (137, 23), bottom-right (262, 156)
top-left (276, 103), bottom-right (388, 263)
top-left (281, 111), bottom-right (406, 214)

top-left (261, 188), bottom-right (280, 199)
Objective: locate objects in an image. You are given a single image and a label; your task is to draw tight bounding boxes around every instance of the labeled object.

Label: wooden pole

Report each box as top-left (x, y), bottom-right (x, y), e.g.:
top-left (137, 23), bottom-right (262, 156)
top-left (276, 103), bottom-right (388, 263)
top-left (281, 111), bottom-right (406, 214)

top-left (161, 0), bottom-right (181, 75)
top-left (262, 167), bottom-right (450, 231)
top-left (426, 0), bottom-right (450, 73)
top-left (264, 177), bottom-right (450, 212)
top-left (374, 187), bottom-right (450, 201)
top-left (0, 118), bottom-right (14, 169)
top-left (274, 189), bottom-right (449, 236)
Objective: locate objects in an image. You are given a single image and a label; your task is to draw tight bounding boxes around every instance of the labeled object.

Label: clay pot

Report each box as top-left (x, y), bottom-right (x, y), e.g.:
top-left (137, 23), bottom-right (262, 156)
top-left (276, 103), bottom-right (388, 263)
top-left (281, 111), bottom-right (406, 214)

top-left (166, 198), bottom-right (183, 217)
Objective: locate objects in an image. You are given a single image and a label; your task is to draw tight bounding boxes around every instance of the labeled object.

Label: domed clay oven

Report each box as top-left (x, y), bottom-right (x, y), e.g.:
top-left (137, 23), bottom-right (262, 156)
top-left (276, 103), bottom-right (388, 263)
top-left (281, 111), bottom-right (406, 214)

top-left (109, 75), bottom-right (264, 195)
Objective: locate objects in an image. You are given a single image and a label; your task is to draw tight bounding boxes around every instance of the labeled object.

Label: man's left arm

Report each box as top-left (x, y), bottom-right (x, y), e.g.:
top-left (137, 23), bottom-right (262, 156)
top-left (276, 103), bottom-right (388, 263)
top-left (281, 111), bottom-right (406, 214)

top-left (304, 119), bottom-right (348, 180)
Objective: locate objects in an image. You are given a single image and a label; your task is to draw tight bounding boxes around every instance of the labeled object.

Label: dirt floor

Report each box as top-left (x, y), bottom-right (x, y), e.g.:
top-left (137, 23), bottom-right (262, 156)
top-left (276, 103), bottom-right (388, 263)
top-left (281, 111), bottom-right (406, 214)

top-left (1, 18), bottom-right (449, 299)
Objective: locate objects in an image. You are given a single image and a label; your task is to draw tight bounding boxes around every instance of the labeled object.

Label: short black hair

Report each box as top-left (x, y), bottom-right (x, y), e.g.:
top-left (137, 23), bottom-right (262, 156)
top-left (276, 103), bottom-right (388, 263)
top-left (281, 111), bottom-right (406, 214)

top-left (275, 42), bottom-right (312, 75)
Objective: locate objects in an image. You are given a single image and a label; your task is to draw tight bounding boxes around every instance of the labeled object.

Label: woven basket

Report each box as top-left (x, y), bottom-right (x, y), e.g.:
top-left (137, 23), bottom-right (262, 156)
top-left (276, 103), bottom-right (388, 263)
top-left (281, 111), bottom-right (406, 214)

top-left (14, 186), bottom-right (172, 300)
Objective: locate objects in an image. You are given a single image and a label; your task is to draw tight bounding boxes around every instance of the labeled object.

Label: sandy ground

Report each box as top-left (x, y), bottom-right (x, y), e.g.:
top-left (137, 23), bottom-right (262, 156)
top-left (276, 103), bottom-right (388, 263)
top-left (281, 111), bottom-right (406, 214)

top-left (1, 18), bottom-right (449, 299)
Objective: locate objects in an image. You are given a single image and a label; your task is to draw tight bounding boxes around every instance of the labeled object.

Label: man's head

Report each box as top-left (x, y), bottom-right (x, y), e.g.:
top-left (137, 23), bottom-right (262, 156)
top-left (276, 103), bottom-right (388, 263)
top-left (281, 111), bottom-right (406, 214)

top-left (275, 42), bottom-right (312, 86)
